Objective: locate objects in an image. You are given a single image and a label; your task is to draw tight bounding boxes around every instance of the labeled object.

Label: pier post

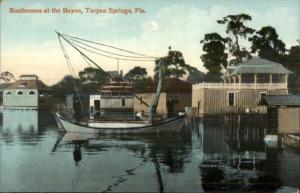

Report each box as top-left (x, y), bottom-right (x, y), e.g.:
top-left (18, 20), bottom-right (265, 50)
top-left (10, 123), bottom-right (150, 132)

top-left (254, 74), bottom-right (257, 90)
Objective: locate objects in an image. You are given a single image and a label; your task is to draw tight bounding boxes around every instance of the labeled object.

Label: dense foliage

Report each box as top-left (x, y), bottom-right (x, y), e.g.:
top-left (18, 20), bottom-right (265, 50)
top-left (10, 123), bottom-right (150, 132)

top-left (200, 33), bottom-right (228, 75)
top-left (217, 13), bottom-right (255, 65)
top-left (154, 48), bottom-right (191, 79)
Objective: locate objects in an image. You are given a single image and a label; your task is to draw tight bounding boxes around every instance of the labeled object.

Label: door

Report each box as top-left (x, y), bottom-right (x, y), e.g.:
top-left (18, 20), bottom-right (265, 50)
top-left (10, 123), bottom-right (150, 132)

top-left (167, 98), bottom-right (175, 117)
top-left (94, 100), bottom-right (100, 115)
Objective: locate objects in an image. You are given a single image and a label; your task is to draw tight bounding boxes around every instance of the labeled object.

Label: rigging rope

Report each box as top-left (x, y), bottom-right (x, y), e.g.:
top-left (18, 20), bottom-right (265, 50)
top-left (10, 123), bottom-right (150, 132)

top-left (56, 31), bottom-right (156, 108)
top-left (81, 54), bottom-right (92, 68)
top-left (71, 41), bottom-right (156, 62)
top-left (69, 37), bottom-right (152, 59)
top-left (57, 31), bottom-right (111, 77)
top-left (62, 33), bottom-right (158, 59)
top-left (58, 35), bottom-right (84, 112)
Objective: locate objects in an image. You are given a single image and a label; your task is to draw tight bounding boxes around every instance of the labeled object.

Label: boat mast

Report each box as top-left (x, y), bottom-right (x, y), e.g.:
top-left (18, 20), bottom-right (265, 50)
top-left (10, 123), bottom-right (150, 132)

top-left (149, 59), bottom-right (163, 122)
top-left (56, 31), bottom-right (162, 111)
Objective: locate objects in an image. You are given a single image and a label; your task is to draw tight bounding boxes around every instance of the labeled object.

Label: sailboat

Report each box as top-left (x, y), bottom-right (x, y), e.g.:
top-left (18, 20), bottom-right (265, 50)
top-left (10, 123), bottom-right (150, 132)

top-left (54, 32), bottom-right (186, 134)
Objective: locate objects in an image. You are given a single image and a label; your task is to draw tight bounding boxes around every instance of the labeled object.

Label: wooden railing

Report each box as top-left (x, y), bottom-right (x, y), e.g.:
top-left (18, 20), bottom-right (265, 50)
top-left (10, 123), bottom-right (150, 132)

top-left (193, 82), bottom-right (287, 90)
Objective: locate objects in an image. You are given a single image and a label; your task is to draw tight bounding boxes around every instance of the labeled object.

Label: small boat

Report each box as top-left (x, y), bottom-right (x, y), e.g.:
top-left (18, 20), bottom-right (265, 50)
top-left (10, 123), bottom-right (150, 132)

top-left (55, 112), bottom-right (186, 134)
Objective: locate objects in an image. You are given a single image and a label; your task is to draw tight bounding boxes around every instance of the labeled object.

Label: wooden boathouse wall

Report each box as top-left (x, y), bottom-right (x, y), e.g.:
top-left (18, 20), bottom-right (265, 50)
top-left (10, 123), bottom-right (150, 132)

top-left (278, 107), bottom-right (300, 134)
top-left (134, 92), bottom-right (167, 113)
top-left (192, 57), bottom-right (292, 115)
top-left (134, 92), bottom-right (192, 114)
top-left (192, 83), bottom-right (288, 115)
top-left (134, 78), bottom-right (192, 115)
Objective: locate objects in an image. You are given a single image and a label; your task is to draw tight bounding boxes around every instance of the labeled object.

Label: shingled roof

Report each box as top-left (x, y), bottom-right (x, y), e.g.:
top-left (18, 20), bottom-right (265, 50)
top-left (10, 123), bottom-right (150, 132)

top-left (261, 95), bottom-right (300, 106)
top-left (230, 57), bottom-right (291, 75)
top-left (136, 78), bottom-right (192, 93)
top-left (5, 75), bottom-right (49, 90)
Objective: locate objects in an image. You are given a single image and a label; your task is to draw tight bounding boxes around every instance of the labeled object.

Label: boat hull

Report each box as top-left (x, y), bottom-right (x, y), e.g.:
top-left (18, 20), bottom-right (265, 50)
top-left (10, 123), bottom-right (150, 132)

top-left (55, 113), bottom-right (186, 134)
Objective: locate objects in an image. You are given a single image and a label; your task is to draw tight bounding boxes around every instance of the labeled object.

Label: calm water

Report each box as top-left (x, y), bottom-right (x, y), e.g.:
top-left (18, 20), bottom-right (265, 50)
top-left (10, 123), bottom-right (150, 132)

top-left (0, 110), bottom-right (299, 192)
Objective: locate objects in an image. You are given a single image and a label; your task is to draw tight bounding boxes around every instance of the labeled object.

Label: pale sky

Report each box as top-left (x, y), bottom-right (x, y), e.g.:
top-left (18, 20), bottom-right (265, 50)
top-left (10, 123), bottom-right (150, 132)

top-left (1, 0), bottom-right (299, 85)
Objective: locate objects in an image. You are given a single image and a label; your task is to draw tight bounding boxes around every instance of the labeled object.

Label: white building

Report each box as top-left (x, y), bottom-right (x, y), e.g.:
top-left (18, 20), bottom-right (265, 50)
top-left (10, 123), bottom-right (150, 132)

top-left (100, 78), bottom-right (134, 112)
top-left (88, 76), bottom-right (134, 118)
top-left (3, 74), bottom-right (48, 109)
top-left (89, 94), bottom-right (101, 117)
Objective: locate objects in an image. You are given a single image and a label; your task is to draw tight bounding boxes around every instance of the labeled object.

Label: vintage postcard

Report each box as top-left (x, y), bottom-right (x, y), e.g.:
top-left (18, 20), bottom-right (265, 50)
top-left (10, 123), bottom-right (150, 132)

top-left (0, 0), bottom-right (299, 192)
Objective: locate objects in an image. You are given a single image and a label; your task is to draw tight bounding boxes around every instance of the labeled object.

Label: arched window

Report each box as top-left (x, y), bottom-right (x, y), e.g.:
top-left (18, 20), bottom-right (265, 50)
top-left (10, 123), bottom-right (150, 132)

top-left (29, 91), bottom-right (35, 95)
top-left (17, 91), bottom-right (23, 95)
top-left (5, 91), bottom-right (12, 95)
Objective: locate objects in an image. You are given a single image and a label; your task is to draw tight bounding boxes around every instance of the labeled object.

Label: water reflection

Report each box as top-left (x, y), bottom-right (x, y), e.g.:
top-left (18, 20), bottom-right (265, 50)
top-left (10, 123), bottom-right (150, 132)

top-left (199, 115), bottom-right (299, 192)
top-left (0, 112), bottom-right (299, 192)
top-left (50, 132), bottom-right (197, 192)
top-left (0, 110), bottom-right (55, 145)
top-left (54, 132), bottom-right (192, 172)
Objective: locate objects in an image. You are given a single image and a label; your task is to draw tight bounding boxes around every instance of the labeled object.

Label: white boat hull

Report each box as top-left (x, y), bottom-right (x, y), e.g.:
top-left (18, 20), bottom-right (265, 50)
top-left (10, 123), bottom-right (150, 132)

top-left (55, 113), bottom-right (186, 134)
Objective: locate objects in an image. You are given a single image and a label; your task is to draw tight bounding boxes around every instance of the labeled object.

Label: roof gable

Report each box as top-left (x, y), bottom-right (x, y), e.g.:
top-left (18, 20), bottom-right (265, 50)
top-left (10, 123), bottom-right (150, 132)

top-left (229, 57), bottom-right (291, 75)
top-left (5, 79), bottom-right (49, 90)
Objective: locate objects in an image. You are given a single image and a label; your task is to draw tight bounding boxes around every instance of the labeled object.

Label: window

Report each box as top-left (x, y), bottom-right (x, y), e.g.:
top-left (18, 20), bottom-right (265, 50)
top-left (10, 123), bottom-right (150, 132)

top-left (120, 92), bottom-right (127, 96)
top-left (29, 91), bottom-right (35, 95)
top-left (122, 99), bottom-right (125, 107)
top-left (5, 91), bottom-right (12, 95)
top-left (228, 92), bottom-right (235, 106)
top-left (17, 91), bottom-right (23, 95)
top-left (260, 92), bottom-right (267, 100)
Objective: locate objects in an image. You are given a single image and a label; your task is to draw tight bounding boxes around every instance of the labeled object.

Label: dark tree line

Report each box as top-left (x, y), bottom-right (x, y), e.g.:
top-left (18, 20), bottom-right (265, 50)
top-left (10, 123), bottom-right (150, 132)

top-left (201, 13), bottom-right (300, 82)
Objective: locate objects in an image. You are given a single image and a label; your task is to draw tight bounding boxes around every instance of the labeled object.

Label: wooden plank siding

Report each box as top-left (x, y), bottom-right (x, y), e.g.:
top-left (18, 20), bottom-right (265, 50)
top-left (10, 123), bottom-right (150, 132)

top-left (192, 87), bottom-right (288, 114)
top-left (134, 92), bottom-right (192, 115)
top-left (278, 107), bottom-right (300, 134)
top-left (166, 92), bottom-right (192, 112)
top-left (192, 87), bottom-right (204, 115)
top-left (133, 93), bottom-right (167, 114)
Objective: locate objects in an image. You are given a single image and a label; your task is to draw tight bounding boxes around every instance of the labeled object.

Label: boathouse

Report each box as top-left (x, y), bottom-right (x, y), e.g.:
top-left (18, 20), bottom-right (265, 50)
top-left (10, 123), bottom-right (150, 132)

top-left (87, 72), bottom-right (135, 118)
top-left (66, 91), bottom-right (97, 115)
top-left (261, 95), bottom-right (300, 135)
top-left (99, 77), bottom-right (134, 113)
top-left (192, 57), bottom-right (291, 115)
top-left (134, 78), bottom-right (192, 116)
top-left (3, 75), bottom-right (49, 109)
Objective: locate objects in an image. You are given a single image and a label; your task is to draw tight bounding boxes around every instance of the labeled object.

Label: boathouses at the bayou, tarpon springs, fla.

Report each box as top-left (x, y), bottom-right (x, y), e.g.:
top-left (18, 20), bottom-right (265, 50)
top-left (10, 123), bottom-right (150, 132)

top-left (192, 57), bottom-right (292, 115)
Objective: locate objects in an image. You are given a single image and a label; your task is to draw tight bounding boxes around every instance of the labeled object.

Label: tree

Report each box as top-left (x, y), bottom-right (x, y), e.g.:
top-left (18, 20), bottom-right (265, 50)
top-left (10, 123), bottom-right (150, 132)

top-left (249, 26), bottom-right (286, 62)
top-left (51, 75), bottom-right (82, 96)
top-left (78, 67), bottom-right (109, 92)
top-left (186, 66), bottom-right (206, 84)
top-left (217, 13), bottom-right (255, 65)
top-left (154, 47), bottom-right (190, 79)
top-left (78, 67), bottom-right (109, 84)
top-left (0, 71), bottom-right (15, 82)
top-left (124, 66), bottom-right (147, 83)
top-left (200, 33), bottom-right (228, 75)
top-left (282, 44), bottom-right (300, 81)
top-left (134, 77), bottom-right (153, 90)
top-left (286, 44), bottom-right (300, 73)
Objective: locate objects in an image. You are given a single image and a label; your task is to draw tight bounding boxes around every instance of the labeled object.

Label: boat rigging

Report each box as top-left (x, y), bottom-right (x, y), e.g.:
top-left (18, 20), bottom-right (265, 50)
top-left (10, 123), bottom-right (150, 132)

top-left (56, 31), bottom-right (161, 116)
top-left (55, 31), bottom-right (186, 134)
